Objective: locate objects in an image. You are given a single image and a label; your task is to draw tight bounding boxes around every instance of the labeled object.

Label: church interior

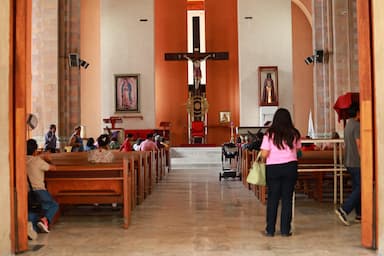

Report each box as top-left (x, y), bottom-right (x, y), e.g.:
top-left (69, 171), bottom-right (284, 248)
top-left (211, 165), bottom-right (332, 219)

top-left (1, 0), bottom-right (384, 255)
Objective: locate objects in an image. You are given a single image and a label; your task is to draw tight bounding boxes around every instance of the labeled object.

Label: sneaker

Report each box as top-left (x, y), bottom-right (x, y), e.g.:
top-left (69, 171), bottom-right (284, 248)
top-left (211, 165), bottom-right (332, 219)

top-left (37, 218), bottom-right (50, 233)
top-left (27, 222), bottom-right (38, 240)
top-left (335, 207), bottom-right (350, 226)
top-left (355, 215), bottom-right (361, 223)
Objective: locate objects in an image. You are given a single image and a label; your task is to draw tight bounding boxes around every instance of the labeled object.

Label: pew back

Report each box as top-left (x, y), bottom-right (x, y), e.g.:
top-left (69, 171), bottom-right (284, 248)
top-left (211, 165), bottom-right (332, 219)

top-left (45, 158), bottom-right (132, 228)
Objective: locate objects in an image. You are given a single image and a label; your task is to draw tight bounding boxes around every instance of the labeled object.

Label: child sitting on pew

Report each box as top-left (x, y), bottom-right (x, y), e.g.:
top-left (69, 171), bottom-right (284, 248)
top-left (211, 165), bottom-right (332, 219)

top-left (27, 139), bottom-right (59, 234)
top-left (88, 134), bottom-right (114, 163)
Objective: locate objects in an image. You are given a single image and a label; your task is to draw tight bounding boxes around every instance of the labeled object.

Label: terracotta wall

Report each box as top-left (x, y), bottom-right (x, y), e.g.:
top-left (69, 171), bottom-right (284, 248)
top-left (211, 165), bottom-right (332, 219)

top-left (205, 0), bottom-right (239, 144)
top-left (155, 0), bottom-right (188, 146)
top-left (291, 2), bottom-right (313, 136)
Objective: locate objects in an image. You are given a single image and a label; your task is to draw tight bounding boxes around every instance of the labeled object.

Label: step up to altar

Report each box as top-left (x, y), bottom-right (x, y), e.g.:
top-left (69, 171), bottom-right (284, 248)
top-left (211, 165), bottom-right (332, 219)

top-left (170, 147), bottom-right (222, 169)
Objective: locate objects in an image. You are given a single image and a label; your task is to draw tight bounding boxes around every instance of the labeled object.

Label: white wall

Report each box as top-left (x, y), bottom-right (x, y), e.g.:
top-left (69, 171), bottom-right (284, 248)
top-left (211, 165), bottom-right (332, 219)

top-left (101, 0), bottom-right (155, 129)
top-left (0, 0), bottom-right (11, 254)
top-left (373, 0), bottom-right (384, 254)
top-left (238, 0), bottom-right (293, 126)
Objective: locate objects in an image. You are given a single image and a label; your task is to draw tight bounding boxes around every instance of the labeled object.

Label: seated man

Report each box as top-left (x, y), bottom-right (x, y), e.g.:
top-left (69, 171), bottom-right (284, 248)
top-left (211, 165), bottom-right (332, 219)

top-left (140, 133), bottom-right (159, 151)
top-left (27, 139), bottom-right (59, 233)
top-left (44, 124), bottom-right (57, 153)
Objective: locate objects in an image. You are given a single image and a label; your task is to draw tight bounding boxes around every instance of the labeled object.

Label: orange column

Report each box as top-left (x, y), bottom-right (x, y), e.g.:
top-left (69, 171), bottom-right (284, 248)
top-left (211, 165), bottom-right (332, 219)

top-left (291, 2), bottom-right (314, 135)
top-left (357, 0), bottom-right (375, 249)
top-left (155, 0), bottom-right (188, 146)
top-left (12, 0), bottom-right (31, 252)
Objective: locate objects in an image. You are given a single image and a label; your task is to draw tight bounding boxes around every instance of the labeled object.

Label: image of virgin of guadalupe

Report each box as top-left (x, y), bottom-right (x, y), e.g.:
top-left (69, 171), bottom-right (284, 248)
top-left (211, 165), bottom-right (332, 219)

top-left (121, 79), bottom-right (132, 108)
top-left (262, 73), bottom-right (276, 105)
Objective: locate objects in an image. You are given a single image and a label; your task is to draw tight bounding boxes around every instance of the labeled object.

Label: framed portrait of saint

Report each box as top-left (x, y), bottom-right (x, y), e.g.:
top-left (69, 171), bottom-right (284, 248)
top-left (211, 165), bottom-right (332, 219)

top-left (258, 66), bottom-right (278, 106)
top-left (219, 111), bottom-right (231, 123)
top-left (115, 74), bottom-right (139, 112)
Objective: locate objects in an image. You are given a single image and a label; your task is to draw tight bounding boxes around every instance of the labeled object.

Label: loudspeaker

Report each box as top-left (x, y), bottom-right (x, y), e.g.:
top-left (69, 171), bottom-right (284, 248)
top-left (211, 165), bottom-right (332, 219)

top-left (315, 50), bottom-right (324, 63)
top-left (79, 59), bottom-right (90, 69)
top-left (68, 53), bottom-right (79, 67)
top-left (304, 56), bottom-right (314, 65)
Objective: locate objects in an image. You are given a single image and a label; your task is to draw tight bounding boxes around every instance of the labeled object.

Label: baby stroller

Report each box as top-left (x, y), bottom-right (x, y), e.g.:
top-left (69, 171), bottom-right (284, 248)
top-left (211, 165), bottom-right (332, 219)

top-left (219, 142), bottom-right (241, 181)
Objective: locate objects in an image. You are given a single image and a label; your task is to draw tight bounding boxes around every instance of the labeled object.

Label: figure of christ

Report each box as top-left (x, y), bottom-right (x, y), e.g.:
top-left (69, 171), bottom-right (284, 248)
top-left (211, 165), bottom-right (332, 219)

top-left (183, 54), bottom-right (211, 90)
top-left (262, 73), bottom-right (276, 104)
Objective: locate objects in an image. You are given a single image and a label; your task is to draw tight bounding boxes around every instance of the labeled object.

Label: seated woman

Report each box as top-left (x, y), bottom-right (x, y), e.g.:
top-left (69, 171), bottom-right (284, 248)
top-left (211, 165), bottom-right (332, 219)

top-left (88, 134), bottom-right (114, 163)
top-left (69, 126), bottom-right (84, 152)
top-left (120, 133), bottom-right (133, 152)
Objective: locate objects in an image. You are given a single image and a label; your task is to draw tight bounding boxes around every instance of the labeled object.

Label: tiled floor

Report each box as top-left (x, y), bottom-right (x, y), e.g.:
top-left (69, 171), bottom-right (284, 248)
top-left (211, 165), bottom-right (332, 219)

top-left (26, 167), bottom-right (378, 256)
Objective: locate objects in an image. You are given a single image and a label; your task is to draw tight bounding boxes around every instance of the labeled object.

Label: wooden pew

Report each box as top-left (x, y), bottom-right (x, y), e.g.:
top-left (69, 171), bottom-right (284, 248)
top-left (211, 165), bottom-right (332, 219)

top-left (241, 147), bottom-right (347, 204)
top-left (45, 157), bottom-right (133, 229)
top-left (48, 149), bottom-right (166, 206)
top-left (113, 151), bottom-right (150, 204)
top-left (296, 150), bottom-right (335, 201)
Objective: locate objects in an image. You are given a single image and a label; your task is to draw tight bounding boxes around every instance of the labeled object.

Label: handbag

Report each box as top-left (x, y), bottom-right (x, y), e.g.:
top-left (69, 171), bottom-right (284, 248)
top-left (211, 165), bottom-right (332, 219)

top-left (246, 151), bottom-right (266, 186)
top-left (27, 176), bottom-right (42, 212)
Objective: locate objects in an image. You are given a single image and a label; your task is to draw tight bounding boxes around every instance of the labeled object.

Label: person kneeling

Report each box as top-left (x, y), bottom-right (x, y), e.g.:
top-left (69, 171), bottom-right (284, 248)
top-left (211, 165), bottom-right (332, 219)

top-left (27, 139), bottom-right (59, 233)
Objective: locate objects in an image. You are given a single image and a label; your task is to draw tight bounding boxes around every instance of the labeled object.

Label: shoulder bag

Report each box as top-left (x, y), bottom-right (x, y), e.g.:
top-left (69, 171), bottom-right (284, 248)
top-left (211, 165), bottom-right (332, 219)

top-left (246, 151), bottom-right (266, 186)
top-left (27, 176), bottom-right (42, 212)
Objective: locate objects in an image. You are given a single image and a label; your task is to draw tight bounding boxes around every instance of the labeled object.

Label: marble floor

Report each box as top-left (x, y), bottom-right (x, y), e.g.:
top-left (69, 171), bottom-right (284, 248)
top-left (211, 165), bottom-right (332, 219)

top-left (25, 166), bottom-right (378, 256)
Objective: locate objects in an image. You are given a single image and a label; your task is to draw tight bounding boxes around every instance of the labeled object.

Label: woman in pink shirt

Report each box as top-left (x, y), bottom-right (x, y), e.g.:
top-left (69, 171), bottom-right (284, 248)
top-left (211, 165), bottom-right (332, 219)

top-left (260, 108), bottom-right (301, 237)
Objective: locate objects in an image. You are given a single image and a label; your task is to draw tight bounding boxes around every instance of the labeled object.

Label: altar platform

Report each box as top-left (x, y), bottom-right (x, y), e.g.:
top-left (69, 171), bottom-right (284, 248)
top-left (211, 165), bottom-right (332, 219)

top-left (170, 147), bottom-right (221, 169)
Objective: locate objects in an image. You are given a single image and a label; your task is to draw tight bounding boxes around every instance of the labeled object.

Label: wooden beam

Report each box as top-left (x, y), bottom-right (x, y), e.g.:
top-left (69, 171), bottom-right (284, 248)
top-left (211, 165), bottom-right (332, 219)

top-left (13, 0), bottom-right (30, 252)
top-left (9, 0), bottom-right (15, 253)
top-left (357, 0), bottom-right (376, 249)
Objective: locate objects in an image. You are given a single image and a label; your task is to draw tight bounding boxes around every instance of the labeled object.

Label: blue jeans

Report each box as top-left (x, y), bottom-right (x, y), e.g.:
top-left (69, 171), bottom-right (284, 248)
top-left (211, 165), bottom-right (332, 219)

top-left (28, 211), bottom-right (40, 231)
top-left (341, 167), bottom-right (361, 216)
top-left (34, 190), bottom-right (59, 224)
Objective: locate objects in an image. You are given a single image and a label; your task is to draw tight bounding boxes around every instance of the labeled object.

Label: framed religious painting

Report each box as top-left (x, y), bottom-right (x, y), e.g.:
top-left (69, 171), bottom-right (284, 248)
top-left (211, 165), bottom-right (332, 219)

top-left (258, 66), bottom-right (278, 106)
top-left (219, 111), bottom-right (231, 124)
top-left (115, 74), bottom-right (140, 112)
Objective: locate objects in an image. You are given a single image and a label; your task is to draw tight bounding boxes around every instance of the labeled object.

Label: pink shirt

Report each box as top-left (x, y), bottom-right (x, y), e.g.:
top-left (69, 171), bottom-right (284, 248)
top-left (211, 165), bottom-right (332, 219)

top-left (260, 134), bottom-right (301, 165)
top-left (140, 139), bottom-right (159, 151)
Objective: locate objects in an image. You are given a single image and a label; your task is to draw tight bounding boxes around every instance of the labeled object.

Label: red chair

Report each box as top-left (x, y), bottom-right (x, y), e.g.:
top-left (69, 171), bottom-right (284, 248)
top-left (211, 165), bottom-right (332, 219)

top-left (191, 121), bottom-right (205, 143)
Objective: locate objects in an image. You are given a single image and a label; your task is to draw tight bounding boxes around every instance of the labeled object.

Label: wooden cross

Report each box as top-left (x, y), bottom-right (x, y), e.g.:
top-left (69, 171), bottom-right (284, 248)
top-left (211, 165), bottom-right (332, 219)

top-left (102, 116), bottom-right (122, 129)
top-left (164, 16), bottom-right (229, 90)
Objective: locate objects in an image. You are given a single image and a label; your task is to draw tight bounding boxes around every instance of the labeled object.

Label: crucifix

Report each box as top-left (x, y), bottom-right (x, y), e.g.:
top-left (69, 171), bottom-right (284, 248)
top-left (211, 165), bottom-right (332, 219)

top-left (164, 16), bottom-right (229, 91)
top-left (164, 15), bottom-right (229, 143)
